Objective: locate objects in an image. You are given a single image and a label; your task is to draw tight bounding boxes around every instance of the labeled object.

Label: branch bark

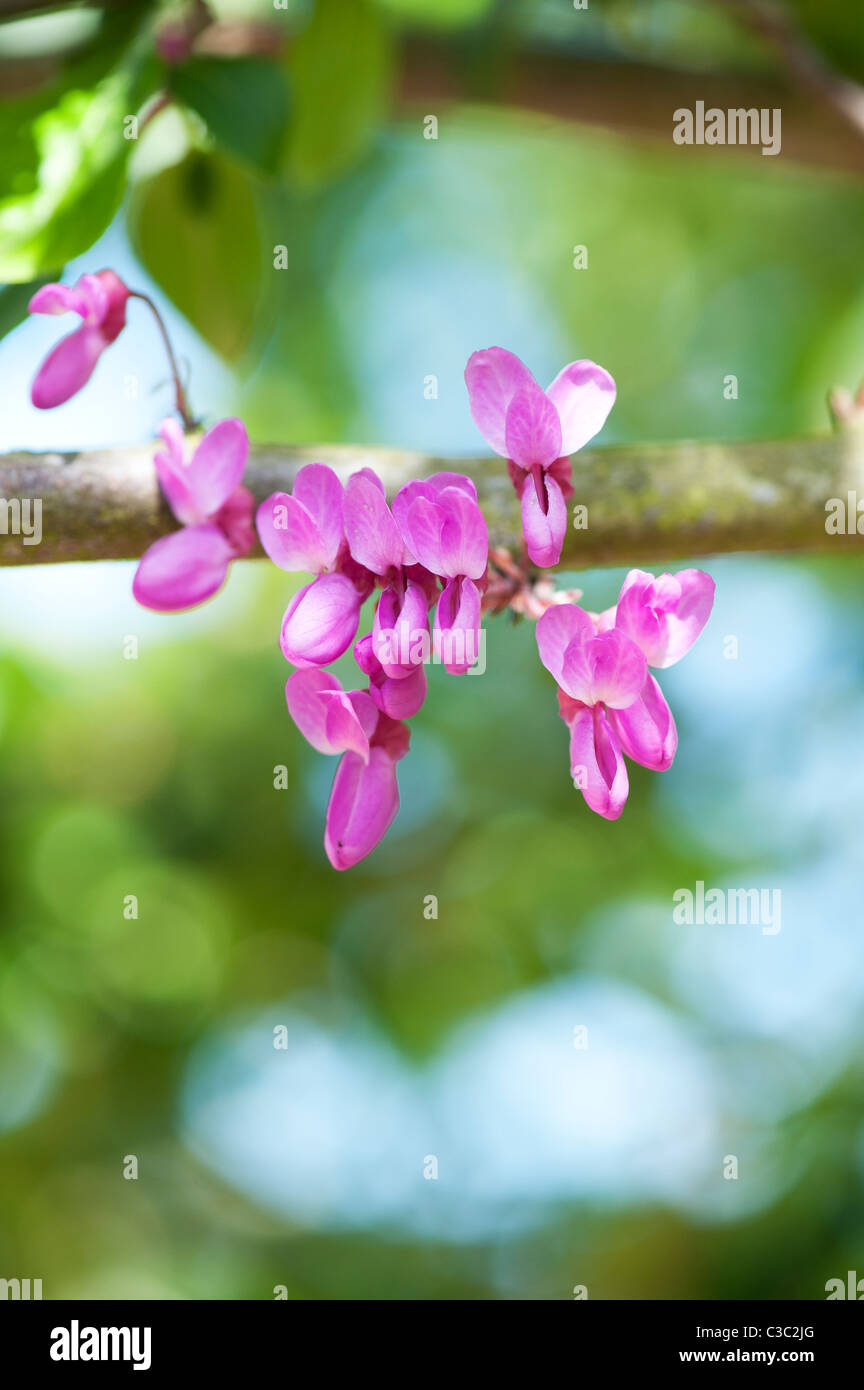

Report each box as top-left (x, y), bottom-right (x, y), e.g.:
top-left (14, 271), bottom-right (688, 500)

top-left (2, 432), bottom-right (864, 569)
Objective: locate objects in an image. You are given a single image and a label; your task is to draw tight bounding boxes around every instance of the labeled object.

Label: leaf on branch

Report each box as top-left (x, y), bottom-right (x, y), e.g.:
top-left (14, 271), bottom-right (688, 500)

top-left (128, 150), bottom-right (266, 362)
top-left (168, 56), bottom-right (291, 177)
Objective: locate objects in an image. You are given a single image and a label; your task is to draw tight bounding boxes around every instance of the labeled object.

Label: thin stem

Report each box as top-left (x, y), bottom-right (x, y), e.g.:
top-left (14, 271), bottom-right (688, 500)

top-left (129, 291), bottom-right (197, 431)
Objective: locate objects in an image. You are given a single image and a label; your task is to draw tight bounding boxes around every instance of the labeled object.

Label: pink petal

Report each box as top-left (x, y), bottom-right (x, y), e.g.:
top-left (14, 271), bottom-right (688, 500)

top-left (351, 466), bottom-right (385, 495)
top-left (504, 382), bottom-right (562, 470)
top-left (615, 568), bottom-right (715, 668)
top-left (91, 269), bottom-right (129, 339)
top-left (560, 628), bottom-right (647, 709)
top-left (606, 674), bottom-right (677, 772)
top-left (342, 472), bottom-right (405, 575)
top-left (520, 471), bottom-right (567, 568)
top-left (75, 273), bottom-right (111, 325)
top-left (545, 360), bottom-right (616, 455)
top-left (213, 485), bottom-right (255, 557)
top-left (280, 572), bottom-right (362, 668)
top-left (536, 604), bottom-right (595, 687)
top-left (568, 705), bottom-right (629, 820)
top-left (285, 669), bottom-right (375, 760)
top-left (158, 416), bottom-right (186, 469)
top-left (30, 324), bottom-right (105, 409)
top-left (397, 495), bottom-right (444, 575)
top-left (372, 580), bottom-right (430, 678)
top-left (257, 491), bottom-right (333, 574)
top-left (433, 576), bottom-right (482, 674)
top-left (132, 523), bottom-right (234, 612)
top-left (464, 347), bottom-right (537, 457)
top-left (324, 746), bottom-right (400, 870)
top-left (369, 662), bottom-right (427, 720)
top-left (155, 438), bottom-right (202, 527)
top-left (437, 489), bottom-right (488, 579)
top-left (352, 631), bottom-right (379, 678)
top-left (291, 463), bottom-right (344, 570)
top-left (28, 282), bottom-right (91, 318)
top-left (184, 418), bottom-right (248, 518)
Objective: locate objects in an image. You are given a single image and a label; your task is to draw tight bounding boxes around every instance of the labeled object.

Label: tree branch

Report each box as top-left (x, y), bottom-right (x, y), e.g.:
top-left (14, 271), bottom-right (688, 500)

top-left (2, 432), bottom-right (864, 570)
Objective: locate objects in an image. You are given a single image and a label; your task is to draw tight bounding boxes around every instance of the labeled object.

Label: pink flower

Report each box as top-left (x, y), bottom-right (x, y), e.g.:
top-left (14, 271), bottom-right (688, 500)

top-left (29, 271), bottom-right (129, 409)
top-left (536, 567), bottom-right (715, 819)
top-left (257, 464), bottom-right (374, 668)
top-left (537, 605), bottom-right (646, 819)
top-left (280, 572), bottom-right (367, 668)
top-left (285, 668), bottom-right (378, 761)
top-left (257, 463), bottom-right (345, 575)
top-left (393, 473), bottom-right (488, 674)
top-left (372, 580), bottom-right (430, 679)
top-left (464, 347), bottom-right (615, 567)
top-left (342, 469), bottom-right (439, 678)
top-left (609, 568), bottom-right (716, 669)
top-left (342, 469), bottom-right (409, 577)
top-left (286, 668), bottom-right (410, 869)
top-left (133, 418), bottom-right (254, 612)
top-left (354, 633), bottom-right (427, 720)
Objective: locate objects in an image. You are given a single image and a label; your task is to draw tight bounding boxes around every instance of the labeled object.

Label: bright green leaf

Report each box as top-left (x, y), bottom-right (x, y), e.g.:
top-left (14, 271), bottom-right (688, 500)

top-left (0, 70), bottom-right (135, 282)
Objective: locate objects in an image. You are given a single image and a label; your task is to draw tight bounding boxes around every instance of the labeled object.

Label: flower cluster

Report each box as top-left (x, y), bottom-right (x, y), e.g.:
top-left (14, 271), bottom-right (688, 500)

top-left (27, 273), bottom-right (717, 869)
top-left (465, 346), bottom-right (616, 568)
top-left (536, 568), bottom-right (715, 819)
top-left (257, 465), bottom-right (489, 868)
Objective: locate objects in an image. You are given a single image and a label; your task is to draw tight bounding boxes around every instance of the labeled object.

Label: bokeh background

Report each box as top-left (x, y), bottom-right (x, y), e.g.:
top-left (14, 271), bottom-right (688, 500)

top-left (1, 0), bottom-right (864, 1300)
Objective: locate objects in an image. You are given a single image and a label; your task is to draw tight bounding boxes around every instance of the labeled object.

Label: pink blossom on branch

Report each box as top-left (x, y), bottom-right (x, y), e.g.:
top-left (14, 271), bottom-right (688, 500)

top-left (133, 418), bottom-right (254, 612)
top-left (286, 669), bottom-right (410, 870)
top-left (257, 464), bottom-right (375, 668)
top-left (536, 567), bottom-right (714, 819)
top-left (464, 346), bottom-right (615, 567)
top-left (29, 271), bottom-right (130, 409)
top-left (392, 473), bottom-right (488, 674)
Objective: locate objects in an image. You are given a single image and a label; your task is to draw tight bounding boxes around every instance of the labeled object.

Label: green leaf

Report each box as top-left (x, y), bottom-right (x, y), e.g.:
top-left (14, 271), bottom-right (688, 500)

top-left (0, 69), bottom-right (136, 282)
top-left (128, 150), bottom-right (265, 361)
top-left (0, 276), bottom-right (48, 340)
top-left (287, 0), bottom-right (394, 187)
top-left (169, 56), bottom-right (290, 176)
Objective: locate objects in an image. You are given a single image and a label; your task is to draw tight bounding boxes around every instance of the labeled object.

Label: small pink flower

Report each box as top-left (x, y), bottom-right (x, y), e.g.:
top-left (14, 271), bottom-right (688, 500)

top-left (611, 568), bottom-right (716, 669)
top-left (393, 473), bottom-right (488, 674)
top-left (257, 463), bottom-right (345, 575)
top-left (257, 464), bottom-right (374, 668)
top-left (286, 668), bottom-right (410, 869)
top-left (342, 469), bottom-right (409, 577)
top-left (133, 418), bottom-right (253, 612)
top-left (285, 669), bottom-right (378, 761)
top-left (464, 347), bottom-right (615, 567)
top-left (280, 572), bottom-right (366, 668)
top-left (536, 604), bottom-right (647, 820)
top-left (372, 580), bottom-right (430, 679)
top-left (536, 567), bottom-right (715, 819)
top-left (29, 271), bottom-right (130, 409)
top-left (354, 633), bottom-right (427, 720)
